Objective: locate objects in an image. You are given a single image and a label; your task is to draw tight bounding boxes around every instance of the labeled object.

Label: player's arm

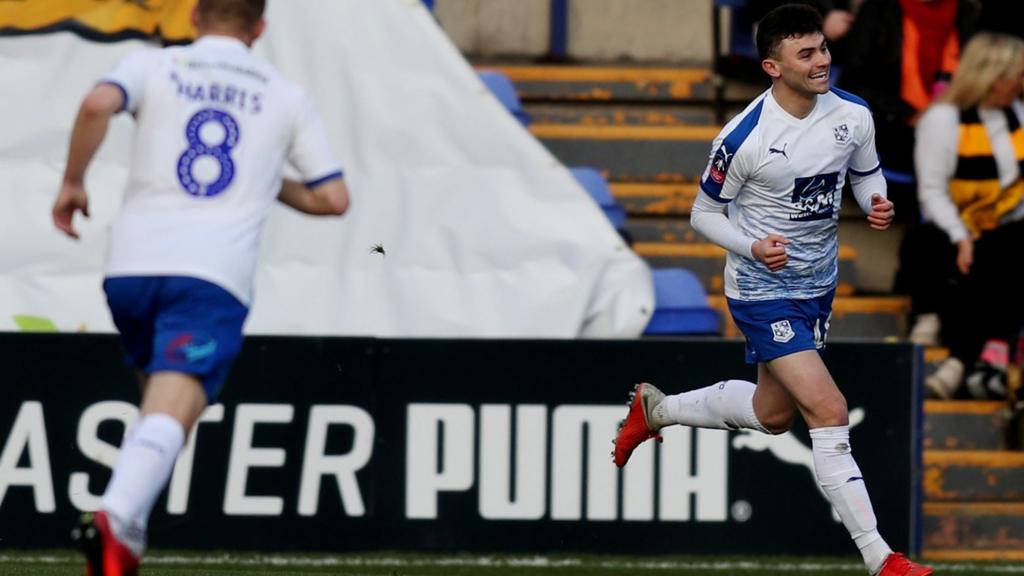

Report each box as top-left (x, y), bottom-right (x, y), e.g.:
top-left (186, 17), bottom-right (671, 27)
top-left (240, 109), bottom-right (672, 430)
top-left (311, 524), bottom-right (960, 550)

top-left (277, 176), bottom-right (350, 216)
top-left (848, 171), bottom-right (893, 230)
top-left (847, 109), bottom-right (894, 231)
top-left (691, 133), bottom-right (789, 271)
top-left (284, 92), bottom-right (349, 217)
top-left (692, 197), bottom-right (790, 272)
top-left (53, 83), bottom-right (125, 239)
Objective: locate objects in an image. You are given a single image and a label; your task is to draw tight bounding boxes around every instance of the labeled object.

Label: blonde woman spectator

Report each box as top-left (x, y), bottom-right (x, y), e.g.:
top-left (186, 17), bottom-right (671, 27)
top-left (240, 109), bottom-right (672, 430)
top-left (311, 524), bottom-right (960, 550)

top-left (916, 31), bottom-right (1024, 399)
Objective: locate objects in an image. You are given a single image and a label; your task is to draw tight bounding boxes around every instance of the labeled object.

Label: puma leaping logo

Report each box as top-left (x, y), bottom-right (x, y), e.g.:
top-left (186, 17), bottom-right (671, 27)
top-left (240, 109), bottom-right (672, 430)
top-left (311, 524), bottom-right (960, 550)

top-left (768, 143), bottom-right (788, 159)
top-left (732, 408), bottom-right (865, 522)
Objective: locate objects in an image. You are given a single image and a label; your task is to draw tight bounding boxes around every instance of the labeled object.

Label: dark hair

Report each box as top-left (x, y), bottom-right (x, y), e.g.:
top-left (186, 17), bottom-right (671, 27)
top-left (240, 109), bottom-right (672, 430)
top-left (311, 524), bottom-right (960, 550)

top-left (756, 3), bottom-right (824, 60)
top-left (197, 0), bottom-right (266, 29)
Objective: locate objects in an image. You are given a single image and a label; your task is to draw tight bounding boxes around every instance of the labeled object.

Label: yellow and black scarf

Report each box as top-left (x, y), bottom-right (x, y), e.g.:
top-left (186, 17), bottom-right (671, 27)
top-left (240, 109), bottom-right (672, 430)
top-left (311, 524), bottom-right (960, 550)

top-left (950, 107), bottom-right (1024, 235)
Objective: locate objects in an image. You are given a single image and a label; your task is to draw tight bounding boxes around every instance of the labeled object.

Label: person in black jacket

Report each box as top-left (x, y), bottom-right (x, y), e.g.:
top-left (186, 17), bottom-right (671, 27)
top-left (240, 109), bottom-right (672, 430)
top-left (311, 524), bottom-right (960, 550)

top-left (841, 0), bottom-right (980, 221)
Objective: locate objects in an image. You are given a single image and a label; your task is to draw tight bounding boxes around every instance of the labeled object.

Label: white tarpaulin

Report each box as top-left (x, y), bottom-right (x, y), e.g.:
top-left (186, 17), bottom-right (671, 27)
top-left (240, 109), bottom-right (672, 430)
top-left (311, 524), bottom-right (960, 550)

top-left (0, 0), bottom-right (653, 338)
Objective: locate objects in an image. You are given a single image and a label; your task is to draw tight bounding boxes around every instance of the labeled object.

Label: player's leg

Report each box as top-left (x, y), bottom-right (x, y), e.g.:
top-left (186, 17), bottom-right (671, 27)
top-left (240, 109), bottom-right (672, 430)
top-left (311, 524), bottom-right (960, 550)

top-left (613, 297), bottom-right (803, 467)
top-left (649, 293), bottom-right (805, 434)
top-left (648, 363), bottom-right (794, 433)
top-left (751, 362), bottom-right (798, 433)
top-left (768, 350), bottom-right (928, 575)
top-left (764, 350), bottom-right (847, 427)
top-left (140, 372), bottom-right (209, 423)
top-left (100, 372), bottom-right (207, 554)
top-left (613, 374), bottom-right (787, 468)
top-left (79, 277), bottom-right (247, 574)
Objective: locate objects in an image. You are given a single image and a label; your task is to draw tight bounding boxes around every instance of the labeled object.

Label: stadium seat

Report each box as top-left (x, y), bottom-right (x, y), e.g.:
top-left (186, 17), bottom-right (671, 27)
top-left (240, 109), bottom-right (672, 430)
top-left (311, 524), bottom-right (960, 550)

top-left (569, 166), bottom-right (627, 231)
top-left (478, 70), bottom-right (531, 127)
top-left (714, 0), bottom-right (757, 62)
top-left (644, 268), bottom-right (721, 335)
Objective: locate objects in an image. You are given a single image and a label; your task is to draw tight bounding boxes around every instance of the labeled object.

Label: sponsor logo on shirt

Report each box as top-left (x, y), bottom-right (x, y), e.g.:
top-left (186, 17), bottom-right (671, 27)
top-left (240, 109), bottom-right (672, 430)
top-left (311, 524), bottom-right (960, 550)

top-left (768, 143), bottom-right (788, 159)
top-left (789, 172), bottom-right (838, 222)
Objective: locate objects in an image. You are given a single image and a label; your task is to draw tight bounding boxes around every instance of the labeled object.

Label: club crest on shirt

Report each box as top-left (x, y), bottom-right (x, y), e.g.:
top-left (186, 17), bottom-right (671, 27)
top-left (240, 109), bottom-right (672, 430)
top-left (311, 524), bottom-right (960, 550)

top-left (832, 123), bottom-right (850, 144)
top-left (770, 320), bottom-right (795, 343)
top-left (709, 144), bottom-right (732, 184)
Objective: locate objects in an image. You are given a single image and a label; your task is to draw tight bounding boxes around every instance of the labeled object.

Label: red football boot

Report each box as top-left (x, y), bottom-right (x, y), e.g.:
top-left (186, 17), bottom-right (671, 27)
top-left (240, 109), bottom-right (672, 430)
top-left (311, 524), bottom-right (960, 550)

top-left (612, 382), bottom-right (665, 467)
top-left (877, 553), bottom-right (933, 576)
top-left (72, 511), bottom-right (140, 576)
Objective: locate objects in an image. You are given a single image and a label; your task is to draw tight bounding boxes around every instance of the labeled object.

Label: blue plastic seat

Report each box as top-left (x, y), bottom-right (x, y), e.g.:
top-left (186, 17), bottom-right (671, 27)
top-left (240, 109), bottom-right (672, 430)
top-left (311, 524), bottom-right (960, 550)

top-left (569, 167), bottom-right (627, 230)
top-left (644, 268), bottom-right (721, 335)
top-left (478, 70), bottom-right (531, 127)
top-left (715, 0), bottom-right (758, 60)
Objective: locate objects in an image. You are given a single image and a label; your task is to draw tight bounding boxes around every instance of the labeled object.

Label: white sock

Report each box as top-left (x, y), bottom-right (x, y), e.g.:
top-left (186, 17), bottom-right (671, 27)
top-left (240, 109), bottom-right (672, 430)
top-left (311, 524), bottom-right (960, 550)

top-left (652, 380), bottom-right (769, 433)
top-left (101, 413), bottom-right (185, 556)
top-left (809, 426), bottom-right (893, 574)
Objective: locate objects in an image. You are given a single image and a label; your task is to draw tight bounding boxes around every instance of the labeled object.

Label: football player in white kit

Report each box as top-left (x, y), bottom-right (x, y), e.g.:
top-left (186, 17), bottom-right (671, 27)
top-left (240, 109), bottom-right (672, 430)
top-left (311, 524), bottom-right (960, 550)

top-left (614, 5), bottom-right (931, 576)
top-left (51, 1), bottom-right (349, 573)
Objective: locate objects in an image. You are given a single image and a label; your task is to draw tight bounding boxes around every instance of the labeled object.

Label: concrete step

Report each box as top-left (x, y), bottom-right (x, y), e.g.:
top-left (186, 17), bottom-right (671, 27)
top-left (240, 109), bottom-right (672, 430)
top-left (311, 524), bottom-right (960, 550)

top-left (923, 450), bottom-right (1024, 502)
top-left (612, 182), bottom-right (699, 216)
top-left (922, 502), bottom-right (1024, 559)
top-left (523, 104), bottom-right (719, 126)
top-left (635, 243), bottom-right (859, 297)
top-left (533, 123), bottom-right (716, 182)
top-left (485, 65), bottom-right (715, 103)
top-left (924, 400), bottom-right (1011, 451)
top-left (707, 295), bottom-right (909, 340)
top-left (624, 217), bottom-right (702, 244)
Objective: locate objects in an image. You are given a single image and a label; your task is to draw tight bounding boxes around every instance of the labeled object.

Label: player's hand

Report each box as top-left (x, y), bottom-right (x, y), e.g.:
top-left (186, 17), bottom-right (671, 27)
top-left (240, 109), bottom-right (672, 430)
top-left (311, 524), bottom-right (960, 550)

top-left (956, 237), bottom-right (973, 275)
top-left (752, 234), bottom-right (789, 272)
top-left (867, 194), bottom-right (894, 230)
top-left (52, 181), bottom-right (90, 240)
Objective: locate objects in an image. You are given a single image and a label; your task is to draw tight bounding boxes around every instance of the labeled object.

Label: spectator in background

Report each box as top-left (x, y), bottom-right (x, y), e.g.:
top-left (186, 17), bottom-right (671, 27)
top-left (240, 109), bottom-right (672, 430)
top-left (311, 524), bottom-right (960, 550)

top-left (915, 31), bottom-right (1024, 399)
top-left (842, 0), bottom-right (979, 220)
top-left (840, 0), bottom-right (979, 347)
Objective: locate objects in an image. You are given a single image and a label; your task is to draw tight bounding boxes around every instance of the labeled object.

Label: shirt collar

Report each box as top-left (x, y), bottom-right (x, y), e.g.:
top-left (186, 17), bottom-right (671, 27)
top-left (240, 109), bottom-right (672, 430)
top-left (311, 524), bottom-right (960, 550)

top-left (193, 35), bottom-right (249, 52)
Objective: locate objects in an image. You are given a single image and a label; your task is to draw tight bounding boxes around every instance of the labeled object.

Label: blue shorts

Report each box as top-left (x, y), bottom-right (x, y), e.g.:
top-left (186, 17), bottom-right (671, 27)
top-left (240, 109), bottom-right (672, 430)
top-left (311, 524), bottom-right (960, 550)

top-left (103, 276), bottom-right (248, 402)
top-left (727, 288), bottom-right (835, 364)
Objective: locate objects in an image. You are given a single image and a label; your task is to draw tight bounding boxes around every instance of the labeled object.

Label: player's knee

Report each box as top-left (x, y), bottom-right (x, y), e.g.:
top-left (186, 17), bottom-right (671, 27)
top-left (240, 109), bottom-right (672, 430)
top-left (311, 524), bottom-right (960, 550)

top-left (760, 412), bottom-right (795, 435)
top-left (815, 395), bottom-right (849, 427)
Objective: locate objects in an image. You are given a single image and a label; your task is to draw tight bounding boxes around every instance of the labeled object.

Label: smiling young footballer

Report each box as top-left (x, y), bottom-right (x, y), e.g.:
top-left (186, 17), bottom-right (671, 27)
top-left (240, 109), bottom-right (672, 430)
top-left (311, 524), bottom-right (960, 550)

top-left (613, 4), bottom-right (930, 576)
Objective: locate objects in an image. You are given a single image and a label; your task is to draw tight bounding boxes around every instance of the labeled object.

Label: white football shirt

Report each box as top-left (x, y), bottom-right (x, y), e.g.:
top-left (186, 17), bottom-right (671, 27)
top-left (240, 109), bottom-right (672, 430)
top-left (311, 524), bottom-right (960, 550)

top-left (101, 35), bottom-right (343, 305)
top-left (699, 88), bottom-right (881, 301)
